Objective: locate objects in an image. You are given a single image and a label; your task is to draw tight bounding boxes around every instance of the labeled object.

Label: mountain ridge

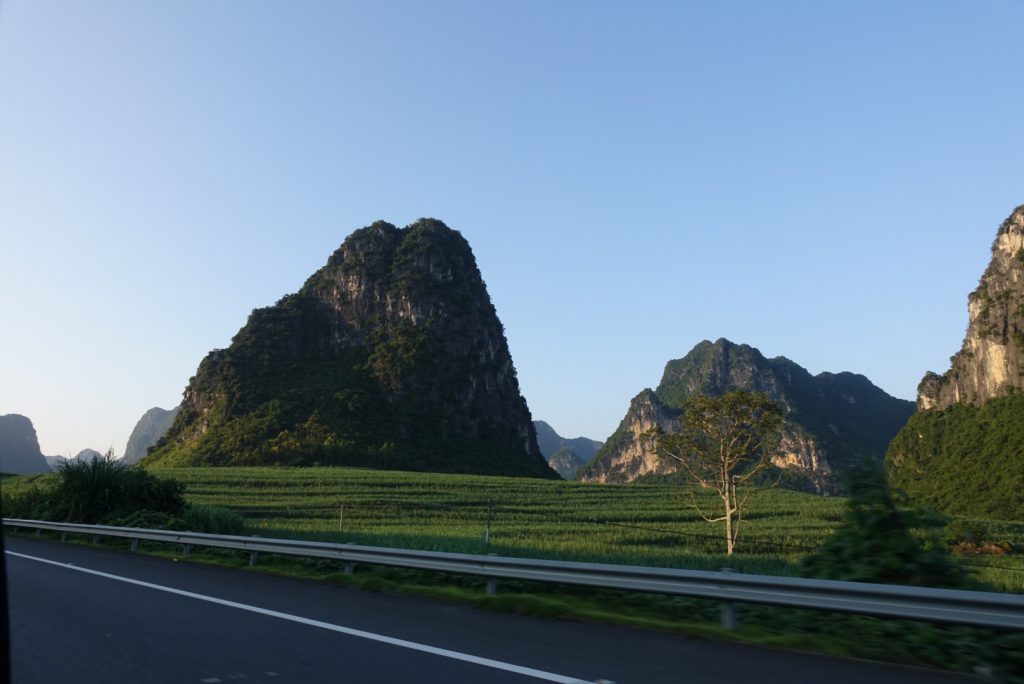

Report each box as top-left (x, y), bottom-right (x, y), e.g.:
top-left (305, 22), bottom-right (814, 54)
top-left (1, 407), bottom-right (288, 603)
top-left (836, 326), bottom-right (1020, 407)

top-left (0, 414), bottom-right (50, 474)
top-left (146, 219), bottom-right (556, 479)
top-left (579, 339), bottom-right (915, 493)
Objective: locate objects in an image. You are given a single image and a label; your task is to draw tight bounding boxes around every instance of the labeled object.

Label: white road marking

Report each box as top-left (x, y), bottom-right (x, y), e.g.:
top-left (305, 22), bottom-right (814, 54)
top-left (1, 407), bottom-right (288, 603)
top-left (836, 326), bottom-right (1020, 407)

top-left (7, 550), bottom-right (592, 683)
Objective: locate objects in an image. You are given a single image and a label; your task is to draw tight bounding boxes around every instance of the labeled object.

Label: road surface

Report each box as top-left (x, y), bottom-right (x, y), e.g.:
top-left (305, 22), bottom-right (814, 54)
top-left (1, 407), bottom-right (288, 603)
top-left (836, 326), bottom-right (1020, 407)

top-left (5, 536), bottom-right (971, 683)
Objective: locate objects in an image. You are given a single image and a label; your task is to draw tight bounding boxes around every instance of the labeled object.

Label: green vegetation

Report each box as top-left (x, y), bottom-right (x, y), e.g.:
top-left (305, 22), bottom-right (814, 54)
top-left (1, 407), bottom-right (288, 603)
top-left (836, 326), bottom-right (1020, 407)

top-left (802, 465), bottom-right (962, 587)
top-left (887, 393), bottom-right (1024, 519)
top-left (1, 458), bottom-right (185, 523)
top-left (0, 460), bottom-right (245, 535)
top-left (7, 465), bottom-right (1012, 590)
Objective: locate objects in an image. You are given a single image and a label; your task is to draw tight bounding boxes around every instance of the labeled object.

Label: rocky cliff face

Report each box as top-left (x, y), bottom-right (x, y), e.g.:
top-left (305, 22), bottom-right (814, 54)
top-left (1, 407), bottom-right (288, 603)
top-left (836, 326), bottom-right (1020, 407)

top-left (146, 219), bottom-right (555, 478)
top-left (123, 407), bottom-right (180, 465)
top-left (887, 204), bottom-right (1024, 518)
top-left (0, 414), bottom-right (50, 473)
top-left (578, 339), bottom-right (915, 493)
top-left (919, 205), bottom-right (1024, 410)
top-left (577, 390), bottom-right (680, 483)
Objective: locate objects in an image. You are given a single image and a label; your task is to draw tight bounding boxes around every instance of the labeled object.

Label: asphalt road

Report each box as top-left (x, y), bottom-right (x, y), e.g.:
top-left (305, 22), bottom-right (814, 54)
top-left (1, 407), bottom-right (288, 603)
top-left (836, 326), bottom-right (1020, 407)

top-left (5, 536), bottom-right (973, 684)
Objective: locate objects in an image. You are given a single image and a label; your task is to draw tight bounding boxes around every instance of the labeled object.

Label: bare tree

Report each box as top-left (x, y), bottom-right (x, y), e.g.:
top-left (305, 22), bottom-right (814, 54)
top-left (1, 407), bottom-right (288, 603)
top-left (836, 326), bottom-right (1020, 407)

top-left (649, 390), bottom-right (783, 555)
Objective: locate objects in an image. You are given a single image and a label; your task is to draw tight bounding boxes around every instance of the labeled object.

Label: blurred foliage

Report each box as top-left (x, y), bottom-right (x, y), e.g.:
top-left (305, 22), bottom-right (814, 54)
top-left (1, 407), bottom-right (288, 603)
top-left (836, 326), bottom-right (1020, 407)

top-left (801, 464), bottom-right (963, 587)
top-left (183, 504), bottom-right (248, 535)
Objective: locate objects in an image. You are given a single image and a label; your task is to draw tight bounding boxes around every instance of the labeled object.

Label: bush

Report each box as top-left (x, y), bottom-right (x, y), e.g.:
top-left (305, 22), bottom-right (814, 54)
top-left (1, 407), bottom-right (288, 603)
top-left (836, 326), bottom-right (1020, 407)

top-left (801, 464), bottom-right (963, 588)
top-left (4, 459), bottom-right (186, 524)
top-left (183, 505), bottom-right (247, 535)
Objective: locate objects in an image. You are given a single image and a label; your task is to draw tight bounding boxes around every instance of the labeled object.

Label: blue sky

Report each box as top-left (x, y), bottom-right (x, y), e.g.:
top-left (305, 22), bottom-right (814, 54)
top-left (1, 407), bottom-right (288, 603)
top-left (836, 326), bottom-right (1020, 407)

top-left (1, 1), bottom-right (1022, 458)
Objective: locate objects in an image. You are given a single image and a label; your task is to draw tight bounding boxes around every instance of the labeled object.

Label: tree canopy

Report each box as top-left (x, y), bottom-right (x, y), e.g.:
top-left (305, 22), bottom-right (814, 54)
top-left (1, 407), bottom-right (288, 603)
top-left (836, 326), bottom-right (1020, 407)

top-left (652, 390), bottom-right (784, 555)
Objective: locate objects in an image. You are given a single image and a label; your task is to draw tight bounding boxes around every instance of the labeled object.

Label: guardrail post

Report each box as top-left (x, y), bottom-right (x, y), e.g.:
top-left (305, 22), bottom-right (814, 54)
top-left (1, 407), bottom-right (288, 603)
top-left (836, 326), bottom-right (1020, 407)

top-left (345, 562), bottom-right (356, 575)
top-left (60, 532), bottom-right (67, 542)
top-left (130, 539), bottom-right (139, 552)
top-left (34, 528), bottom-right (41, 537)
top-left (720, 568), bottom-right (737, 630)
top-left (182, 544), bottom-right (191, 558)
top-left (484, 504), bottom-right (492, 546)
top-left (249, 551), bottom-right (259, 567)
top-left (485, 553), bottom-right (498, 595)
top-left (92, 535), bottom-right (99, 545)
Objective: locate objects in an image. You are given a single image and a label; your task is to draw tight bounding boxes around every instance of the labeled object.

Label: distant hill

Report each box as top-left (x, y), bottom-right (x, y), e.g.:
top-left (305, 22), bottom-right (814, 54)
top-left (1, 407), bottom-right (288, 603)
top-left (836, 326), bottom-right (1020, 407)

top-left (532, 421), bottom-right (602, 480)
top-left (888, 205), bottom-right (1024, 518)
top-left (0, 414), bottom-right (50, 473)
top-left (578, 339), bottom-right (915, 493)
top-left (74, 449), bottom-right (103, 463)
top-left (533, 421), bottom-right (603, 460)
top-left (44, 455), bottom-right (66, 469)
top-left (546, 446), bottom-right (588, 479)
top-left (123, 407), bottom-right (180, 465)
top-left (146, 219), bottom-right (556, 479)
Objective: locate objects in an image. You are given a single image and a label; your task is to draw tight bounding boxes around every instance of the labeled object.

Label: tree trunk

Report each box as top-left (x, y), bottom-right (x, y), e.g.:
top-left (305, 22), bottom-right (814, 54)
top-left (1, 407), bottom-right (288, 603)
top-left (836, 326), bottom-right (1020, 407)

top-left (723, 493), bottom-right (734, 555)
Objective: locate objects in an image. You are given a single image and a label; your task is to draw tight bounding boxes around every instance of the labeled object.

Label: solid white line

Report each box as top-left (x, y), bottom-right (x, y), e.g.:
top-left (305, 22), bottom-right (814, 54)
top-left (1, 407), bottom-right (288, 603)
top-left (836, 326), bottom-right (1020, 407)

top-left (7, 550), bottom-right (591, 684)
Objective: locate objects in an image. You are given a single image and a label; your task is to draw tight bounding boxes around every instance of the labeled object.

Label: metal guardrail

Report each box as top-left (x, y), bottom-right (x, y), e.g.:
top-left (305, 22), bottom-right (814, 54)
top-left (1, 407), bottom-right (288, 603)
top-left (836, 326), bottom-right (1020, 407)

top-left (4, 517), bottom-right (1023, 630)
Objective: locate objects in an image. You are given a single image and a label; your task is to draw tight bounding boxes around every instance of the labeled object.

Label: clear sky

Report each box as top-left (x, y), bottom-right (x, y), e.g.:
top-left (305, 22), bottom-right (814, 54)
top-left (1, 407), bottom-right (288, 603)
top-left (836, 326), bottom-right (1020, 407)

top-left (1, 1), bottom-right (1022, 458)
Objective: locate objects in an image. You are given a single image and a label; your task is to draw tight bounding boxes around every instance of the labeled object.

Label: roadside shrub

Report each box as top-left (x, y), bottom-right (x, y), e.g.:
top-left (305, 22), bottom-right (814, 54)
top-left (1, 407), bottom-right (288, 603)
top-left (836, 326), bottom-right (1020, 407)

top-left (801, 464), bottom-right (963, 588)
top-left (33, 459), bottom-right (185, 524)
top-left (183, 504), bottom-right (247, 535)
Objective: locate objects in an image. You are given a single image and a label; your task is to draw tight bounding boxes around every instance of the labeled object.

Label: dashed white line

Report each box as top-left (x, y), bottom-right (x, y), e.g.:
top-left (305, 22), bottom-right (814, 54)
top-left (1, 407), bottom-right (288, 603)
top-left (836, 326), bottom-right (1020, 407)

top-left (7, 550), bottom-right (594, 683)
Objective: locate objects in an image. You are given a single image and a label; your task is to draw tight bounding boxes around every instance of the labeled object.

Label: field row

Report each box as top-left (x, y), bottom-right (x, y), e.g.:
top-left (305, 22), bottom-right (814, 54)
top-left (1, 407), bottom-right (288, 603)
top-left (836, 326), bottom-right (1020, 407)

top-left (5, 466), bottom-right (1023, 590)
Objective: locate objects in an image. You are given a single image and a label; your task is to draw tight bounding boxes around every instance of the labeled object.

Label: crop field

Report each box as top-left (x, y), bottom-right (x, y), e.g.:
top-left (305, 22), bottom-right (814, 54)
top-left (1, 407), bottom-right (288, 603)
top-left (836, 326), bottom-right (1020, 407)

top-left (5, 466), bottom-right (1023, 590)
top-left (160, 467), bottom-right (1024, 588)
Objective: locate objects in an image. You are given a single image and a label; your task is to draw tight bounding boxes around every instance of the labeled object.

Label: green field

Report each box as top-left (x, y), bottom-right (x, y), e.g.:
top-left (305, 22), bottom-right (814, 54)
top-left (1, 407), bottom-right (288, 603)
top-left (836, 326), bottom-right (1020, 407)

top-left (5, 465), bottom-right (1024, 591)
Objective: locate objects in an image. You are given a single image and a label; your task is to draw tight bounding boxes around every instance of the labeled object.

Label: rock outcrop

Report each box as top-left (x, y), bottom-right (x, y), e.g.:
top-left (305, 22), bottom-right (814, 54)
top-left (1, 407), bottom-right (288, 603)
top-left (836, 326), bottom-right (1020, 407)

top-left (887, 205), bottom-right (1024, 518)
top-left (123, 407), bottom-right (180, 465)
top-left (918, 205), bottom-right (1024, 410)
top-left (0, 414), bottom-right (50, 473)
top-left (146, 219), bottom-right (556, 478)
top-left (578, 339), bottom-right (915, 493)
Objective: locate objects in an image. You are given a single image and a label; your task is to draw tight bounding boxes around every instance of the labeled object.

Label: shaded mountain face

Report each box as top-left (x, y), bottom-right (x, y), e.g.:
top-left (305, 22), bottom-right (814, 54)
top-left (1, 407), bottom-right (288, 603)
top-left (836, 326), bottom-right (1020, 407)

top-left (888, 205), bottom-right (1024, 518)
top-left (123, 407), bottom-right (180, 465)
top-left (918, 205), bottom-right (1024, 410)
top-left (533, 421), bottom-right (603, 480)
top-left (146, 219), bottom-right (556, 479)
top-left (533, 421), bottom-right (603, 460)
top-left (578, 339), bottom-right (915, 493)
top-left (547, 446), bottom-right (587, 479)
top-left (0, 414), bottom-right (50, 473)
